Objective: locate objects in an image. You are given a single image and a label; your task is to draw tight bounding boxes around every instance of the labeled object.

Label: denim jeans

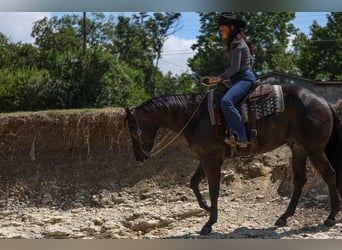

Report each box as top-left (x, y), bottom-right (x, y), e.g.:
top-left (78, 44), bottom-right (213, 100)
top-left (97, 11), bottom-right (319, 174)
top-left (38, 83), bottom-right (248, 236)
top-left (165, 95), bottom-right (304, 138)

top-left (220, 70), bottom-right (256, 142)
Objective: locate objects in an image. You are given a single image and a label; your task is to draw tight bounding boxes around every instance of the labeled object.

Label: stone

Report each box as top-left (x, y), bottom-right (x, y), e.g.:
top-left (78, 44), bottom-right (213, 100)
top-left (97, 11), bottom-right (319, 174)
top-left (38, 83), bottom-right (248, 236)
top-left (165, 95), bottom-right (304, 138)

top-left (43, 225), bottom-right (73, 238)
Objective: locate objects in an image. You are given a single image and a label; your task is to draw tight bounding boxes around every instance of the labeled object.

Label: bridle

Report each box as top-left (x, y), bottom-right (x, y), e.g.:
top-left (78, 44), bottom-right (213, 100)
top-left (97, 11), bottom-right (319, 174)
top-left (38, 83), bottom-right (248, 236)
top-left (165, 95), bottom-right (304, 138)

top-left (129, 111), bottom-right (152, 159)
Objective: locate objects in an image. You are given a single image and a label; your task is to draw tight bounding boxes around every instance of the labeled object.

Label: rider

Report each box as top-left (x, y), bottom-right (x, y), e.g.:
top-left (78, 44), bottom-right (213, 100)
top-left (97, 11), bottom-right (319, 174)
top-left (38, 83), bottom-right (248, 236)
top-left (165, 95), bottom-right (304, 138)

top-left (206, 15), bottom-right (256, 148)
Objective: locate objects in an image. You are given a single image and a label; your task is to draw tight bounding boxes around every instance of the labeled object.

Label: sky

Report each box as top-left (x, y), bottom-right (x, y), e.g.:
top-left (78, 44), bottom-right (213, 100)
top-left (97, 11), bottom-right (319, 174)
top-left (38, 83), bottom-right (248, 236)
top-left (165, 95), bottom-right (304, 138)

top-left (0, 12), bottom-right (329, 75)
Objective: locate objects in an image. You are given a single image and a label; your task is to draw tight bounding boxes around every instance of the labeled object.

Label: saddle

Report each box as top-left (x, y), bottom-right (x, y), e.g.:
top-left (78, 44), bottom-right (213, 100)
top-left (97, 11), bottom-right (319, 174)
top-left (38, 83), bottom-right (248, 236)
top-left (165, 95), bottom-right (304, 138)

top-left (207, 81), bottom-right (284, 153)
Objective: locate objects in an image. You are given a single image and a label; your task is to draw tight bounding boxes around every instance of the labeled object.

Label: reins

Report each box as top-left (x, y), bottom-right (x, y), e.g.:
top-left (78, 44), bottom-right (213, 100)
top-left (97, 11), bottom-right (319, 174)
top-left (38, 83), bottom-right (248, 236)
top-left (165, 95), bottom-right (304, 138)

top-left (148, 87), bottom-right (210, 158)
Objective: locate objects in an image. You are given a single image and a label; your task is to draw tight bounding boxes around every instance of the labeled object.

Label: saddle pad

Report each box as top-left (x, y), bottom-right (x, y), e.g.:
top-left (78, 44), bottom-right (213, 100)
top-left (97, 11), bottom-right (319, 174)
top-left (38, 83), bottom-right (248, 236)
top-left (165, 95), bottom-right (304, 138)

top-left (207, 84), bottom-right (284, 125)
top-left (240, 84), bottom-right (284, 122)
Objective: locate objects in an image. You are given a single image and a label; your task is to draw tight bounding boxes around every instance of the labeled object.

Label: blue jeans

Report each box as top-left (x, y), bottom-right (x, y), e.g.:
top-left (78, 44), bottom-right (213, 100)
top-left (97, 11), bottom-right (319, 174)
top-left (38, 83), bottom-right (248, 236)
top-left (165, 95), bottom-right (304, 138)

top-left (220, 70), bottom-right (256, 142)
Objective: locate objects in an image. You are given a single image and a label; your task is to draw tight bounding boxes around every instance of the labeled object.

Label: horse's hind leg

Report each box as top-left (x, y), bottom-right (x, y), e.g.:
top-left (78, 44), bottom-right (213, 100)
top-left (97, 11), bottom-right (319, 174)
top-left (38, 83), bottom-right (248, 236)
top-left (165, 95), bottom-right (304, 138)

top-left (337, 168), bottom-right (342, 200)
top-left (190, 163), bottom-right (210, 211)
top-left (334, 157), bottom-right (342, 200)
top-left (275, 146), bottom-right (307, 226)
top-left (308, 151), bottom-right (340, 226)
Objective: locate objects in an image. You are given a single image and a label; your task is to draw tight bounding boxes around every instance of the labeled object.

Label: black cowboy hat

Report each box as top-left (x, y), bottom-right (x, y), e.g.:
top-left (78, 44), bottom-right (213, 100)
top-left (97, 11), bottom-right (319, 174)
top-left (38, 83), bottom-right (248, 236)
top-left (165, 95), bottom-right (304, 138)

top-left (218, 15), bottom-right (246, 28)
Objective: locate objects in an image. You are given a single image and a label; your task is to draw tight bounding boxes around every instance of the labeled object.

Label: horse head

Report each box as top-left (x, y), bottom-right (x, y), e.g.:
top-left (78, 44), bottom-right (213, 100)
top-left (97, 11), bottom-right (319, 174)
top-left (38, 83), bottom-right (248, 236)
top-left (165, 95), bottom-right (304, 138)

top-left (125, 106), bottom-right (155, 162)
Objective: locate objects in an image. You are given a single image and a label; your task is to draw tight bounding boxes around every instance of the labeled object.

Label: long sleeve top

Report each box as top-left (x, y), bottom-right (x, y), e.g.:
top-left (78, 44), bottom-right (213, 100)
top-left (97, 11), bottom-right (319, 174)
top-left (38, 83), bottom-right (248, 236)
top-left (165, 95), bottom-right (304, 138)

top-left (219, 35), bottom-right (252, 80)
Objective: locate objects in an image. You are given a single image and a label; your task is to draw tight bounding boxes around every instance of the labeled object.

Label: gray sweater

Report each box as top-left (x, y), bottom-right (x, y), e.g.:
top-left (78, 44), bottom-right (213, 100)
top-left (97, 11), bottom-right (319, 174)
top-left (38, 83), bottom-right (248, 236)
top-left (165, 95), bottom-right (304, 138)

top-left (219, 35), bottom-right (252, 80)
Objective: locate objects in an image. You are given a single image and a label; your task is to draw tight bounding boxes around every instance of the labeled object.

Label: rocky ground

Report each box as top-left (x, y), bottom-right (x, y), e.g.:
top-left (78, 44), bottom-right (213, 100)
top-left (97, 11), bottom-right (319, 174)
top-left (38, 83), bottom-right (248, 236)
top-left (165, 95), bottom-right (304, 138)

top-left (1, 147), bottom-right (341, 239)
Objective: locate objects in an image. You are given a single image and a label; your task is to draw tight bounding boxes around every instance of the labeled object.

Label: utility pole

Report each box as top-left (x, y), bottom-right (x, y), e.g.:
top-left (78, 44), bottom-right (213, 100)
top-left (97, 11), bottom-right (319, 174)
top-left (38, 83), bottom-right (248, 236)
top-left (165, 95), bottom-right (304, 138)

top-left (83, 12), bottom-right (87, 57)
top-left (81, 12), bottom-right (87, 107)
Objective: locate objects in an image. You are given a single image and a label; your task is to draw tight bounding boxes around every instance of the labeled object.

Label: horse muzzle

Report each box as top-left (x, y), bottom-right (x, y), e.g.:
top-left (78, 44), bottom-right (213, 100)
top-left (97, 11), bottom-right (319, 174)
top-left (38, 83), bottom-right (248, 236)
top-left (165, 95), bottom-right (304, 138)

top-left (134, 148), bottom-right (150, 163)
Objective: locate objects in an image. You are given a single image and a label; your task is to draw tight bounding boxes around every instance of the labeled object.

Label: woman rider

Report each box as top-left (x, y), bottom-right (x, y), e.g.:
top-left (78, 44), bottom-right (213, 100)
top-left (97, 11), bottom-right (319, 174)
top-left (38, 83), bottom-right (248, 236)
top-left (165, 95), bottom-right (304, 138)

top-left (206, 15), bottom-right (256, 148)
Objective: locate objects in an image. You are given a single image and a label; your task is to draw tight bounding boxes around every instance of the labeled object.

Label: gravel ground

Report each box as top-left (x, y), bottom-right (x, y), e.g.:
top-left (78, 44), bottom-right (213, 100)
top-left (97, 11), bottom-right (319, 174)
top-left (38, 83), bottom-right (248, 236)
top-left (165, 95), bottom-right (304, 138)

top-left (1, 170), bottom-right (341, 239)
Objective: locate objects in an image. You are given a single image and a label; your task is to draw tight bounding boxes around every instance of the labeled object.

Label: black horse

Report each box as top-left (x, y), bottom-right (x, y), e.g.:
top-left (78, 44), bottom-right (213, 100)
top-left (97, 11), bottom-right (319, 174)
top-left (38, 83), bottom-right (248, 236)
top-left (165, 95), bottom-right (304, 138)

top-left (125, 85), bottom-right (342, 235)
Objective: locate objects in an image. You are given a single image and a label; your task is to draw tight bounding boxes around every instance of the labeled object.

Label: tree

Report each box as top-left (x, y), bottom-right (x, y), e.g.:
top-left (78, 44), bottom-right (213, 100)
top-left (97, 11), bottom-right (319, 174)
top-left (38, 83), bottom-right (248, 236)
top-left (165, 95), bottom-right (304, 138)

top-left (111, 12), bottom-right (181, 97)
top-left (293, 12), bottom-right (342, 80)
top-left (0, 12), bottom-right (189, 112)
top-left (32, 15), bottom-right (83, 76)
top-left (0, 33), bottom-right (40, 70)
top-left (0, 68), bottom-right (50, 111)
top-left (188, 12), bottom-right (297, 85)
top-left (31, 13), bottom-right (121, 108)
top-left (95, 54), bottom-right (148, 107)
top-left (142, 12), bottom-right (181, 96)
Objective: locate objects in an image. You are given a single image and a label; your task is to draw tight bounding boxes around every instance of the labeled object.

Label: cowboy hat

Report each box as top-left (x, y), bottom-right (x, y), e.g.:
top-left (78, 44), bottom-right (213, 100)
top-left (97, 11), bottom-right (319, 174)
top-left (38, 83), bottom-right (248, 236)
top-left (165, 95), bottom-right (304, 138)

top-left (218, 15), bottom-right (246, 28)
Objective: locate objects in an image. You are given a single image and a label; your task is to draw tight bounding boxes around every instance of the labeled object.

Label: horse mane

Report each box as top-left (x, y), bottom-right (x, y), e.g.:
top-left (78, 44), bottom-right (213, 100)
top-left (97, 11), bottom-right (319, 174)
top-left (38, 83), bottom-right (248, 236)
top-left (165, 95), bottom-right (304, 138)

top-left (136, 93), bottom-right (205, 113)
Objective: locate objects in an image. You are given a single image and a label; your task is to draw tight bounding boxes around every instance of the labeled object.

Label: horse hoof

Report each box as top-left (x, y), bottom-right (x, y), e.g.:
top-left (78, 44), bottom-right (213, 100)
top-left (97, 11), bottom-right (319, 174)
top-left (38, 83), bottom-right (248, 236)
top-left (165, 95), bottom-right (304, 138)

top-left (324, 218), bottom-right (336, 227)
top-left (204, 207), bottom-right (210, 212)
top-left (200, 204), bottom-right (210, 212)
top-left (200, 225), bottom-right (212, 235)
top-left (275, 217), bottom-right (287, 227)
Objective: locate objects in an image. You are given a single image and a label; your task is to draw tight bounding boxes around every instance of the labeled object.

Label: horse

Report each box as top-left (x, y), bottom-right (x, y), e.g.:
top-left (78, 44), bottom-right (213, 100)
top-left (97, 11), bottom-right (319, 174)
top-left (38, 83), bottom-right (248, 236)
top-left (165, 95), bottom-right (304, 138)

top-left (125, 84), bottom-right (342, 235)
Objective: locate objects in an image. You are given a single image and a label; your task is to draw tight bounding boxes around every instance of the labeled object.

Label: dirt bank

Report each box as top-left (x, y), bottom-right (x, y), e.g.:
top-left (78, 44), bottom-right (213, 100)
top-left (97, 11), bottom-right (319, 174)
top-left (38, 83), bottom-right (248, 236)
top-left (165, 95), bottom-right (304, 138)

top-left (0, 108), bottom-right (208, 208)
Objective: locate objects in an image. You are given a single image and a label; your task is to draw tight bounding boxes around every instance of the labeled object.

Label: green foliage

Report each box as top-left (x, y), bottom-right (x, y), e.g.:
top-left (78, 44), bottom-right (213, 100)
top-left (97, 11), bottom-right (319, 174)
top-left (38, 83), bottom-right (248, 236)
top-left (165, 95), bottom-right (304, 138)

top-left (111, 12), bottom-right (181, 97)
top-left (0, 33), bottom-right (40, 70)
top-left (188, 12), bottom-right (227, 77)
top-left (0, 12), bottom-right (184, 112)
top-left (0, 68), bottom-right (49, 111)
top-left (293, 12), bottom-right (342, 80)
top-left (96, 55), bottom-right (149, 107)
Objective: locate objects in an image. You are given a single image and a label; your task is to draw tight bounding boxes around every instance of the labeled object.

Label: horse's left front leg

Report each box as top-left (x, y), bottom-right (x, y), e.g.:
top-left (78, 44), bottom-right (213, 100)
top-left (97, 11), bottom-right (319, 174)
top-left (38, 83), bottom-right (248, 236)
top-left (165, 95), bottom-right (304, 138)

top-left (199, 157), bottom-right (223, 235)
top-left (190, 163), bottom-right (210, 211)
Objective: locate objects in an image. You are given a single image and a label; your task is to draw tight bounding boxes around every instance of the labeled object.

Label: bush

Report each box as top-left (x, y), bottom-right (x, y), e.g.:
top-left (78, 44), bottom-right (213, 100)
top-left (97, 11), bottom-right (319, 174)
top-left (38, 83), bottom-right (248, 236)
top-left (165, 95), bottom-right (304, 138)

top-left (0, 68), bottom-right (49, 112)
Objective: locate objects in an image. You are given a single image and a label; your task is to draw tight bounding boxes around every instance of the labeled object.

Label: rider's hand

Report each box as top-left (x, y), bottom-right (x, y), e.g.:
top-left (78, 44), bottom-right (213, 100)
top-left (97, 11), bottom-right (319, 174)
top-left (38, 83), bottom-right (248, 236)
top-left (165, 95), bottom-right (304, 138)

top-left (201, 76), bottom-right (222, 85)
top-left (209, 76), bottom-right (222, 84)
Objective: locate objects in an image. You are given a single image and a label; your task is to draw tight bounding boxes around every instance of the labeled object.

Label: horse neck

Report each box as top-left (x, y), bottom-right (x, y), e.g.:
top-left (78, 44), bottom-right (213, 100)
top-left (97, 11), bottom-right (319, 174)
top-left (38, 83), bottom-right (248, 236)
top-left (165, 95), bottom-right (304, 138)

top-left (147, 106), bottom-right (196, 133)
top-left (140, 94), bottom-right (203, 133)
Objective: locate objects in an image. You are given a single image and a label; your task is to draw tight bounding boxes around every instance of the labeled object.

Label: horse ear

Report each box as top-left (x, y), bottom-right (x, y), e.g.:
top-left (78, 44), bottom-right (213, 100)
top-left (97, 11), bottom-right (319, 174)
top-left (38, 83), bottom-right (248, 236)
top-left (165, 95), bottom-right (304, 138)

top-left (125, 106), bottom-right (131, 122)
top-left (125, 106), bottom-right (131, 116)
top-left (125, 106), bottom-right (135, 122)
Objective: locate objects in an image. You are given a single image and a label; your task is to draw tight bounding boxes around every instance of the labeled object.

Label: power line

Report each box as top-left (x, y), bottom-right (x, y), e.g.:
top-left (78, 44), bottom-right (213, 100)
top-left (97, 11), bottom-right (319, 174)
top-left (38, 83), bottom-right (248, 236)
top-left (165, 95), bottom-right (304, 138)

top-left (162, 52), bottom-right (195, 56)
top-left (160, 58), bottom-right (187, 69)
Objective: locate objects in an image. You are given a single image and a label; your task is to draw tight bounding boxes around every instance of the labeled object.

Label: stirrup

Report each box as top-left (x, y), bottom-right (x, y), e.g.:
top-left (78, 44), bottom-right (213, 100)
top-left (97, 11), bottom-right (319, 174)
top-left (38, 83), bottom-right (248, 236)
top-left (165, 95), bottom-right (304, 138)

top-left (224, 137), bottom-right (248, 148)
top-left (236, 141), bottom-right (248, 148)
top-left (224, 135), bottom-right (241, 147)
top-left (224, 137), bottom-right (236, 147)
top-left (224, 129), bottom-right (238, 147)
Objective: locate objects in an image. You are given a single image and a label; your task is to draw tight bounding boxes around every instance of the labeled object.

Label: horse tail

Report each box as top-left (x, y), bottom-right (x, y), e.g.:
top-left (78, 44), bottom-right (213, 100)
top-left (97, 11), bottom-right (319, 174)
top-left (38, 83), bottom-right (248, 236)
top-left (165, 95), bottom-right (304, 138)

top-left (325, 106), bottom-right (342, 192)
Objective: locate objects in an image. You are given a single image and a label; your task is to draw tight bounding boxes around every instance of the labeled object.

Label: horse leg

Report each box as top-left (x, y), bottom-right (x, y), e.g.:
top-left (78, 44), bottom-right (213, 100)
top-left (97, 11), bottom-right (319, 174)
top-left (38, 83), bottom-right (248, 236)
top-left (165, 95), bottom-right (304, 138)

top-left (190, 163), bottom-right (210, 211)
top-left (308, 151), bottom-right (340, 226)
top-left (275, 146), bottom-right (307, 226)
top-left (334, 158), bottom-right (342, 200)
top-left (337, 168), bottom-right (342, 201)
top-left (199, 157), bottom-right (222, 235)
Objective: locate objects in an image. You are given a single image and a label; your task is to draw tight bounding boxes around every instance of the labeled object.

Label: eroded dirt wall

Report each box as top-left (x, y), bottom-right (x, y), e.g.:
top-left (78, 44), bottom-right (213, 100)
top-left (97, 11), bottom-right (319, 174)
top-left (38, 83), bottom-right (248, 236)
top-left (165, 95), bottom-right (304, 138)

top-left (0, 108), bottom-right (197, 206)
